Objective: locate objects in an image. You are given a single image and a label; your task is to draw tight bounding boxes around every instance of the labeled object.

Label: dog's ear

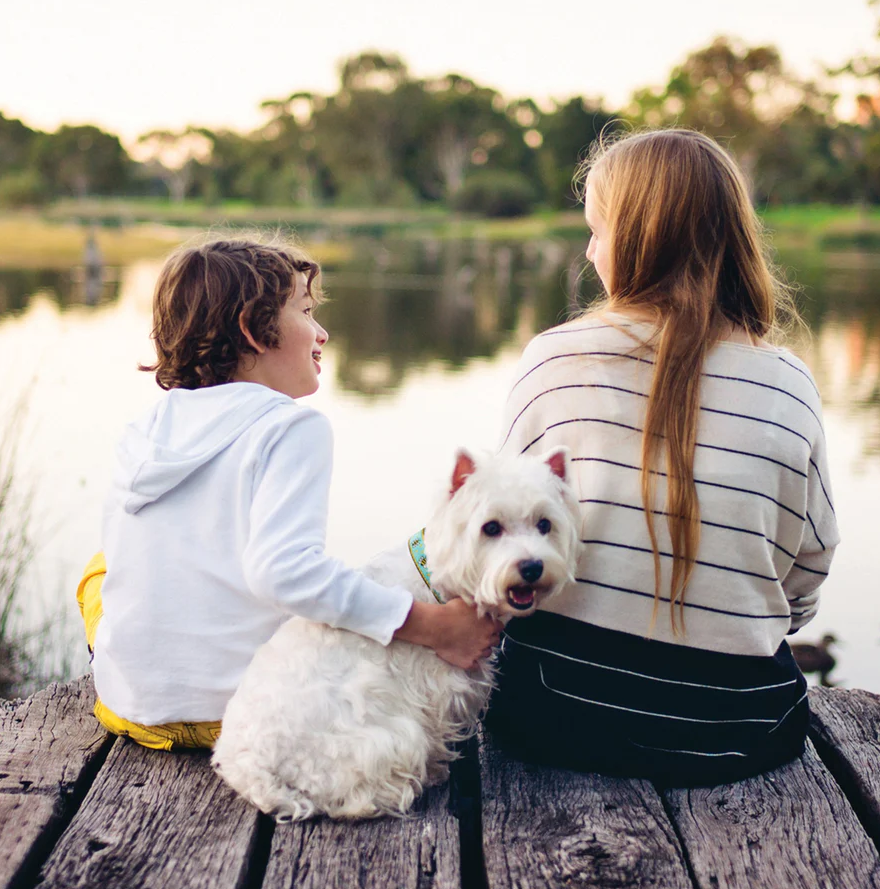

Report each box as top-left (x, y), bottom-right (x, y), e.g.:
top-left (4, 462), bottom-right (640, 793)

top-left (544, 446), bottom-right (569, 482)
top-left (450, 449), bottom-right (477, 496)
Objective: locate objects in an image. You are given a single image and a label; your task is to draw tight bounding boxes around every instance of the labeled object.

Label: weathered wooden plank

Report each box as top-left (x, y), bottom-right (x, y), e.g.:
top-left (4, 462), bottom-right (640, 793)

top-left (0, 675), bottom-right (111, 889)
top-left (663, 739), bottom-right (880, 889)
top-left (262, 783), bottom-right (460, 889)
top-left (809, 686), bottom-right (880, 847)
top-left (479, 732), bottom-right (693, 889)
top-left (35, 739), bottom-right (261, 889)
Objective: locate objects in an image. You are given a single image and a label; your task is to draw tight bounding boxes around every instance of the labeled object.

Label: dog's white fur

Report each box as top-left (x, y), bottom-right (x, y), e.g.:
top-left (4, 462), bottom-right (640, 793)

top-left (212, 448), bottom-right (580, 821)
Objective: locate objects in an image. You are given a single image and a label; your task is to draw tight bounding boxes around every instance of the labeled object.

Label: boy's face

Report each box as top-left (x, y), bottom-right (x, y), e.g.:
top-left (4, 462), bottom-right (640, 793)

top-left (237, 273), bottom-right (329, 399)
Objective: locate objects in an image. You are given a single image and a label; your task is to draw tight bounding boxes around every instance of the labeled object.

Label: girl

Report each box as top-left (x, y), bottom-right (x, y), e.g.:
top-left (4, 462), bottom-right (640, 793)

top-left (487, 130), bottom-right (839, 785)
top-left (78, 238), bottom-right (500, 750)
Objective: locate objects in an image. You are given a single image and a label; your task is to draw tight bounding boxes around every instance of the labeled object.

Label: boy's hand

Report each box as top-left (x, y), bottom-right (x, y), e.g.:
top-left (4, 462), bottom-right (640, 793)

top-left (394, 599), bottom-right (503, 670)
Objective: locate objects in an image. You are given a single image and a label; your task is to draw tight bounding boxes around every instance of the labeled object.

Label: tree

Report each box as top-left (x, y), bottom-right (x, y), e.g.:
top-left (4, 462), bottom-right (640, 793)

top-left (134, 128), bottom-right (212, 202)
top-left (0, 113), bottom-right (40, 175)
top-left (417, 75), bottom-right (513, 200)
top-left (628, 37), bottom-right (798, 182)
top-left (830, 0), bottom-right (880, 82)
top-left (251, 92), bottom-right (327, 205)
top-left (537, 98), bottom-right (620, 208)
top-left (0, 113), bottom-right (47, 206)
top-left (826, 0), bottom-right (880, 203)
top-left (311, 52), bottom-right (415, 205)
top-left (752, 95), bottom-right (861, 204)
top-left (31, 125), bottom-right (129, 197)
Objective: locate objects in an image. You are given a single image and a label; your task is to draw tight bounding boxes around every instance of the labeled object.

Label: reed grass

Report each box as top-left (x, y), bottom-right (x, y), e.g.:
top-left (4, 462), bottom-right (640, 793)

top-left (0, 402), bottom-right (33, 697)
top-left (0, 401), bottom-right (77, 699)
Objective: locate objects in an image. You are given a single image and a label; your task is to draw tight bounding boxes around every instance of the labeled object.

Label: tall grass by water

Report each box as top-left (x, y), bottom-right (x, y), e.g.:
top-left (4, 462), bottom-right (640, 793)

top-left (0, 405), bottom-right (75, 699)
top-left (0, 405), bottom-right (34, 696)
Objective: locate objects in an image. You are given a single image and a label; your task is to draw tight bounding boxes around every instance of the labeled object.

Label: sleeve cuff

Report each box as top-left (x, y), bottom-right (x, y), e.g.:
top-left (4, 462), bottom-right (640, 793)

top-left (336, 581), bottom-right (414, 647)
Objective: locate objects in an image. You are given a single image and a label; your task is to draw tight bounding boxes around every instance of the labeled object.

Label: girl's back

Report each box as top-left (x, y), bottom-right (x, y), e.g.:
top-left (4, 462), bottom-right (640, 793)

top-left (499, 316), bottom-right (835, 658)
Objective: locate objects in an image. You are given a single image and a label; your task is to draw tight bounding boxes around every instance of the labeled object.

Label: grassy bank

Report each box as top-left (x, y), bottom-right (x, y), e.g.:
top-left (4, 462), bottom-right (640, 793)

top-left (40, 197), bottom-right (573, 242)
top-left (761, 205), bottom-right (880, 251)
top-left (2, 202), bottom-right (879, 267)
top-left (0, 214), bottom-right (185, 268)
top-left (47, 198), bottom-right (880, 248)
top-left (0, 213), bottom-right (352, 269)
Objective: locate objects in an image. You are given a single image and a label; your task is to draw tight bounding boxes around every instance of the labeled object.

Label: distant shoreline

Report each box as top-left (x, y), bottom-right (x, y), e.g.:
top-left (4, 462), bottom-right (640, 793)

top-left (1, 201), bottom-right (878, 268)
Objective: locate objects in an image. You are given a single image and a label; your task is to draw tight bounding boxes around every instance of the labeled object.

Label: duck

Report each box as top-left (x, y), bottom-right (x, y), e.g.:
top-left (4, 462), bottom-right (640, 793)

top-left (791, 633), bottom-right (838, 687)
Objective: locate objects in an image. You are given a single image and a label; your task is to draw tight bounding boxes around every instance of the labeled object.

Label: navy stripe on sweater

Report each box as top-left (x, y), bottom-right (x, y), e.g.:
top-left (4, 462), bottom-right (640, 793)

top-left (567, 456), bottom-right (806, 521)
top-left (578, 498), bottom-right (798, 560)
top-left (575, 575), bottom-right (791, 621)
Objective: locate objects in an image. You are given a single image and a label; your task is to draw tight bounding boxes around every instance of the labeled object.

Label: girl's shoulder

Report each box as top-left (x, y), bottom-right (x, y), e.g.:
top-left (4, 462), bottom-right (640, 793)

top-left (526, 312), bottom-right (649, 359)
top-left (708, 342), bottom-right (823, 411)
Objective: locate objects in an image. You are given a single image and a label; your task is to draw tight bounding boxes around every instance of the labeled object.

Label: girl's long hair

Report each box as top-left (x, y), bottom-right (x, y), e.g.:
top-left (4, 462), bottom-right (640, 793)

top-left (577, 129), bottom-right (797, 634)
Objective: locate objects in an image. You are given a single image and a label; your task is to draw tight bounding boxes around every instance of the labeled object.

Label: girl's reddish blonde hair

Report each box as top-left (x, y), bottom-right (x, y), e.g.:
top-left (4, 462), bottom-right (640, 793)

top-left (578, 129), bottom-right (797, 634)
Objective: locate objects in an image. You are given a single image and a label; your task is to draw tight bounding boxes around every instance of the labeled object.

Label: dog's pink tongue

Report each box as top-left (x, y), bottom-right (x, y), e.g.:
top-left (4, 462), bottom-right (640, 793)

top-left (509, 586), bottom-right (535, 606)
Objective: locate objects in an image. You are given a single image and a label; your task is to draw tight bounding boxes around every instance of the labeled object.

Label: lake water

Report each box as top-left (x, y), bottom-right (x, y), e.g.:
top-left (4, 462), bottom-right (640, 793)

top-left (1, 234), bottom-right (878, 692)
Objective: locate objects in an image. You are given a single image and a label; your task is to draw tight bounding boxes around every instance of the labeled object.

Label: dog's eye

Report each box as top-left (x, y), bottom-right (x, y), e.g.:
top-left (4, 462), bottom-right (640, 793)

top-left (482, 520), bottom-right (503, 537)
top-left (536, 518), bottom-right (552, 535)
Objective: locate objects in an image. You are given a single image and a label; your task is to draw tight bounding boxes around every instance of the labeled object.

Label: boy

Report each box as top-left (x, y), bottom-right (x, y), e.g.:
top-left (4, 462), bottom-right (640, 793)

top-left (78, 238), bottom-right (500, 750)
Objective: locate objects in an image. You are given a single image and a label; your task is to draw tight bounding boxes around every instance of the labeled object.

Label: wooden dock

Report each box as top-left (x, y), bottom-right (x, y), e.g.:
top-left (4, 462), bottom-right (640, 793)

top-left (2, 676), bottom-right (879, 888)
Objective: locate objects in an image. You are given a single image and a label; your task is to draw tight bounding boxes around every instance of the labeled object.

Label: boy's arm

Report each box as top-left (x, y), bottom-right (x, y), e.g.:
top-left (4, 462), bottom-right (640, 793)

top-left (242, 409), bottom-right (412, 645)
top-left (242, 409), bottom-right (500, 663)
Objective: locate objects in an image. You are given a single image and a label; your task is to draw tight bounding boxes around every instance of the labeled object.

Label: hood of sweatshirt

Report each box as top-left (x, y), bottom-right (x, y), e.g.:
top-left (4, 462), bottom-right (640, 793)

top-left (115, 383), bottom-right (293, 514)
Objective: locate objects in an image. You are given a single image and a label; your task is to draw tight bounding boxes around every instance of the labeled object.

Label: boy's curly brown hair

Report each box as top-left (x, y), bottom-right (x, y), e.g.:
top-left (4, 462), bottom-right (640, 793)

top-left (140, 238), bottom-right (322, 390)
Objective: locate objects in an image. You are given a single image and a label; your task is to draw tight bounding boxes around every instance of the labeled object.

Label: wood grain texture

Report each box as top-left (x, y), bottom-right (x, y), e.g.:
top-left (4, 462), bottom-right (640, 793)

top-left (35, 738), bottom-right (260, 889)
top-left (0, 675), bottom-right (111, 889)
top-left (663, 740), bottom-right (880, 889)
top-left (262, 783), bottom-right (460, 889)
top-left (479, 734), bottom-right (692, 889)
top-left (809, 686), bottom-right (880, 845)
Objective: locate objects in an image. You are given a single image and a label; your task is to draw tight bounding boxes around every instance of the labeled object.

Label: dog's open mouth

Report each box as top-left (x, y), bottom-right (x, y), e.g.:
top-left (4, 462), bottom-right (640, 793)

top-left (506, 584), bottom-right (539, 611)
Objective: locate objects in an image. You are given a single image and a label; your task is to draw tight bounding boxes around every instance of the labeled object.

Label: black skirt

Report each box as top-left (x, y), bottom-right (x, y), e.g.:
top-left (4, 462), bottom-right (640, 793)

top-left (485, 612), bottom-right (809, 787)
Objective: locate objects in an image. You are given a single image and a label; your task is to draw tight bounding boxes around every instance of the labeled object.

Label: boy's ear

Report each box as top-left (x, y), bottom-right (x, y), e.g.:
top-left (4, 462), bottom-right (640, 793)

top-left (450, 449), bottom-right (477, 497)
top-left (238, 312), bottom-right (266, 354)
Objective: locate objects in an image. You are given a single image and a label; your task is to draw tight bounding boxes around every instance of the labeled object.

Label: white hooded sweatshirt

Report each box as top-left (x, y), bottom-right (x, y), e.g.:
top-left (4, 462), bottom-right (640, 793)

top-left (92, 382), bottom-right (413, 725)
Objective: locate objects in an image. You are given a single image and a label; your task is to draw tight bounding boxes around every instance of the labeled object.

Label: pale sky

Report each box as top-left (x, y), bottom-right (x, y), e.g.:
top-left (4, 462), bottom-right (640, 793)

top-left (2, 0), bottom-right (875, 146)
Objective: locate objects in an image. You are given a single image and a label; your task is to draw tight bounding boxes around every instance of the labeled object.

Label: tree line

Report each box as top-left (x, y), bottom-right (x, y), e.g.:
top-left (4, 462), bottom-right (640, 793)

top-left (1, 33), bottom-right (879, 216)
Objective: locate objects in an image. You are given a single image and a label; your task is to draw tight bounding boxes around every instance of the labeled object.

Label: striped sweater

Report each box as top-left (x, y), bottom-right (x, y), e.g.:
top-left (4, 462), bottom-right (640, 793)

top-left (497, 314), bottom-right (839, 658)
top-left (488, 314), bottom-right (839, 782)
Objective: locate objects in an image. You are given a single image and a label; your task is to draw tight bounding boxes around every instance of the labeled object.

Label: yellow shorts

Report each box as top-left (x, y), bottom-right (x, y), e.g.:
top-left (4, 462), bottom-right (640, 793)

top-left (76, 553), bottom-right (222, 750)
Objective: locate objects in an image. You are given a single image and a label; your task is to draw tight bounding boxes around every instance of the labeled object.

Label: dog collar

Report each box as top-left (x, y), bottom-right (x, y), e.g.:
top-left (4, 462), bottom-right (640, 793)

top-left (408, 528), bottom-right (445, 604)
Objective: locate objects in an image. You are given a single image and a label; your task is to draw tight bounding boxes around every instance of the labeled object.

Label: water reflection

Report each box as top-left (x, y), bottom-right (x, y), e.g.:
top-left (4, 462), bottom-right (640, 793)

top-left (318, 237), bottom-right (599, 396)
top-left (0, 266), bottom-right (121, 315)
top-left (783, 250), bottom-right (880, 462)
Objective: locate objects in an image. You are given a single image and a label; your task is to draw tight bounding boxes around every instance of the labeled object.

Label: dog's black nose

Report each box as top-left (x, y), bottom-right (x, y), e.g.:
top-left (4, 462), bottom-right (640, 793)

top-left (518, 559), bottom-right (544, 583)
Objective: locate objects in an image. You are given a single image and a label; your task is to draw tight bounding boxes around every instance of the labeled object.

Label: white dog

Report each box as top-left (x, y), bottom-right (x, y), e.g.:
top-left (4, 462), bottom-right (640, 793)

top-left (212, 447), bottom-right (580, 821)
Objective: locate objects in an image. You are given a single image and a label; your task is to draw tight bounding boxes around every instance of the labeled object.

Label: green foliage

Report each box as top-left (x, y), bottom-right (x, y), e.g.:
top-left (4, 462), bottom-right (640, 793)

top-left (31, 124), bottom-right (130, 197)
top-left (628, 37), bottom-right (788, 156)
top-left (0, 112), bottom-right (40, 173)
top-left (0, 169), bottom-right (48, 208)
top-left (538, 99), bottom-right (622, 208)
top-left (452, 169), bottom-right (538, 217)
